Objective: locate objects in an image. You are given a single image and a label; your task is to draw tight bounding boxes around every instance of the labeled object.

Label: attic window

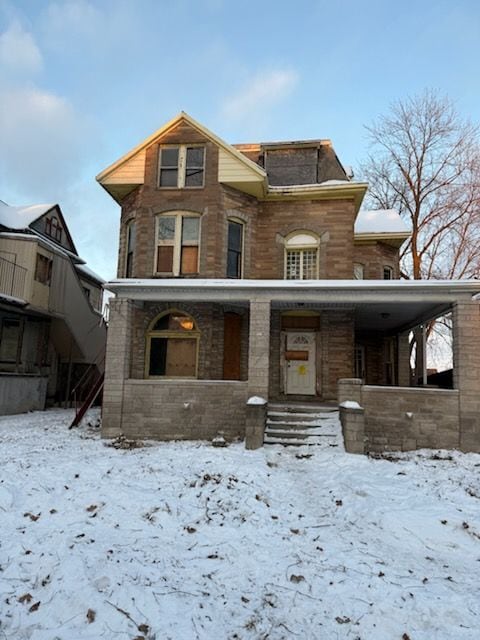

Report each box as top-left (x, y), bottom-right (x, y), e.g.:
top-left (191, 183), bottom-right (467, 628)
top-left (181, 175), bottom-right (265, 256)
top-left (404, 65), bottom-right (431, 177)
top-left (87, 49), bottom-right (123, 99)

top-left (158, 146), bottom-right (205, 189)
top-left (45, 216), bottom-right (62, 242)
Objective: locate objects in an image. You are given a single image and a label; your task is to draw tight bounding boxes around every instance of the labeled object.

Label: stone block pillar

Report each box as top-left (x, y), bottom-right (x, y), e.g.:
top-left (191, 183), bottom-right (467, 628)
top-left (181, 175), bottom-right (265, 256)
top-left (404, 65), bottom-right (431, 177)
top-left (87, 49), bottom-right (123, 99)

top-left (339, 405), bottom-right (365, 454)
top-left (338, 378), bottom-right (363, 405)
top-left (397, 331), bottom-right (411, 387)
top-left (247, 299), bottom-right (271, 399)
top-left (453, 301), bottom-right (480, 452)
top-left (245, 398), bottom-right (267, 450)
top-left (102, 298), bottom-right (134, 438)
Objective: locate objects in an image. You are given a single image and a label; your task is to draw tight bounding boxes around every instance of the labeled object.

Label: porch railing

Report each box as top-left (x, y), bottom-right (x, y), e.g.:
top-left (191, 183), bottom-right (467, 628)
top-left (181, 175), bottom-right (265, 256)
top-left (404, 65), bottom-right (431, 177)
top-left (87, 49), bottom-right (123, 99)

top-left (0, 256), bottom-right (27, 299)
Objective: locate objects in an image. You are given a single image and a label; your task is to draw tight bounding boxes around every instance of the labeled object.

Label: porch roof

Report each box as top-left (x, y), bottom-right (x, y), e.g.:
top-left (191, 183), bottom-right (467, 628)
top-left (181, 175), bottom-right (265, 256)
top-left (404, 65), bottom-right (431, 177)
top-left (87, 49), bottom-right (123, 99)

top-left (106, 278), bottom-right (480, 333)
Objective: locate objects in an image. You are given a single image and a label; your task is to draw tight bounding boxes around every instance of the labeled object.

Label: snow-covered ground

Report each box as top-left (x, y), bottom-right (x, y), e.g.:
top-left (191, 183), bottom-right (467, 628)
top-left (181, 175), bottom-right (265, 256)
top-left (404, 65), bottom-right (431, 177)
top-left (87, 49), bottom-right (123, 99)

top-left (0, 409), bottom-right (479, 640)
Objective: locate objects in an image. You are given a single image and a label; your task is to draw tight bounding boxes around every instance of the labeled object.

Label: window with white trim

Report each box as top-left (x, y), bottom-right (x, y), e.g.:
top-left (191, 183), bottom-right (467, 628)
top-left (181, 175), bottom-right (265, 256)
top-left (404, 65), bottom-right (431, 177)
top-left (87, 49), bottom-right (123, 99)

top-left (285, 232), bottom-right (319, 280)
top-left (155, 212), bottom-right (200, 276)
top-left (227, 219), bottom-right (244, 278)
top-left (354, 263), bottom-right (364, 279)
top-left (158, 145), bottom-right (205, 188)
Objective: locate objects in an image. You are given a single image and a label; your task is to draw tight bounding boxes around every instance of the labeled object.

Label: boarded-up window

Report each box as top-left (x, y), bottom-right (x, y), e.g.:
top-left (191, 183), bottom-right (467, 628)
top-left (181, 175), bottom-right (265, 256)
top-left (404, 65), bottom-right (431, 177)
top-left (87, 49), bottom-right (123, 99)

top-left (156, 213), bottom-right (200, 275)
top-left (147, 312), bottom-right (199, 378)
top-left (0, 318), bottom-right (21, 362)
top-left (34, 254), bottom-right (53, 285)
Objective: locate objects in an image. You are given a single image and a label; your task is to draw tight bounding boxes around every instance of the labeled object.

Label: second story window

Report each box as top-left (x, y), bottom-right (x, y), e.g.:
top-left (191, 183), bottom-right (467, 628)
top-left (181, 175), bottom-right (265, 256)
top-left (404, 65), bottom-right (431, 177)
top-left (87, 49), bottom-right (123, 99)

top-left (354, 263), bottom-right (364, 279)
top-left (156, 212), bottom-right (200, 276)
top-left (227, 219), bottom-right (244, 278)
top-left (125, 221), bottom-right (136, 277)
top-left (285, 232), bottom-right (319, 280)
top-left (383, 265), bottom-right (393, 280)
top-left (158, 146), bottom-right (205, 188)
top-left (45, 216), bottom-right (62, 242)
top-left (35, 254), bottom-right (53, 285)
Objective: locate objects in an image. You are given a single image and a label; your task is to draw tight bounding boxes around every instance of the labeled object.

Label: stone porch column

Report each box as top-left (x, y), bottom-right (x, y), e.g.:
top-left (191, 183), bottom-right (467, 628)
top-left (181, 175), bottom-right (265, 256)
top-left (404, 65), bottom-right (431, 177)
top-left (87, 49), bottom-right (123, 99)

top-left (247, 298), bottom-right (271, 399)
top-left (452, 300), bottom-right (480, 452)
top-left (397, 331), bottom-right (411, 387)
top-left (102, 298), bottom-right (134, 438)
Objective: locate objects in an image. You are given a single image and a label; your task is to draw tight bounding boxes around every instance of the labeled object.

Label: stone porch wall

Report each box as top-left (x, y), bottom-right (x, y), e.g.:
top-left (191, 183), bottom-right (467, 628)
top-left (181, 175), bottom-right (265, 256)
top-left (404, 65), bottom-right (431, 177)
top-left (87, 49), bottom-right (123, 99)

top-left (114, 379), bottom-right (248, 441)
top-left (339, 379), bottom-right (460, 453)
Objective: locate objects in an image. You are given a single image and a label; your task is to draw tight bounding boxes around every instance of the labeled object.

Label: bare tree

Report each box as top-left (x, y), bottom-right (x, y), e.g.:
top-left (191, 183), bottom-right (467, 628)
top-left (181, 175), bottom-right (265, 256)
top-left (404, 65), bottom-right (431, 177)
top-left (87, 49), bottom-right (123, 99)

top-left (362, 89), bottom-right (480, 281)
top-left (361, 90), bottom-right (480, 379)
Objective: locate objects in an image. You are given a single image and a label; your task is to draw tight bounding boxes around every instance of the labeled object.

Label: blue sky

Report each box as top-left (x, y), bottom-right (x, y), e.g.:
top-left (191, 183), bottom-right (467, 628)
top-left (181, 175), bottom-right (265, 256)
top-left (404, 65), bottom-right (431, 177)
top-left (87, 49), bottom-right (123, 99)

top-left (1, 0), bottom-right (479, 279)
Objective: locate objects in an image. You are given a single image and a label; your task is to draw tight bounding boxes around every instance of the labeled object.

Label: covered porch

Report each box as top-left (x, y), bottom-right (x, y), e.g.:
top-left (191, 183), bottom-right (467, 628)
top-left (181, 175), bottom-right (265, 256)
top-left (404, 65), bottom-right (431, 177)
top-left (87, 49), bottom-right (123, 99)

top-left (102, 279), bottom-right (480, 452)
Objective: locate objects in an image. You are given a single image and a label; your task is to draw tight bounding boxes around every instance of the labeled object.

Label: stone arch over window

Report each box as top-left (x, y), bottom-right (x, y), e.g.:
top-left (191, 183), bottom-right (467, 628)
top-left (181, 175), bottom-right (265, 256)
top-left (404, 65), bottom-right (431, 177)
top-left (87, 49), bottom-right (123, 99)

top-left (145, 309), bottom-right (200, 378)
top-left (155, 211), bottom-right (201, 276)
top-left (284, 231), bottom-right (320, 280)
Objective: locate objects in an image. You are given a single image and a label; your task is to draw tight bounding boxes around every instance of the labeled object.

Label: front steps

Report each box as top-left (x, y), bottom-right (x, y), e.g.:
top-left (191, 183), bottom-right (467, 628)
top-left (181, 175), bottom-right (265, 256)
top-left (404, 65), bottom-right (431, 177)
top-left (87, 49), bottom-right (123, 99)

top-left (264, 402), bottom-right (342, 447)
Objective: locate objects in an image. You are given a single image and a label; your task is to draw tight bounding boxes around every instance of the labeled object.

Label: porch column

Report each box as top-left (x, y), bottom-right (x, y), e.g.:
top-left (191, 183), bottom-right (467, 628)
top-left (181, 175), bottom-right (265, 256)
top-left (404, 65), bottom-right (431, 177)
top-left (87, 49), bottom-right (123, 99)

top-left (453, 300), bottom-right (480, 452)
top-left (102, 297), bottom-right (134, 438)
top-left (397, 331), bottom-right (411, 387)
top-left (247, 298), bottom-right (271, 399)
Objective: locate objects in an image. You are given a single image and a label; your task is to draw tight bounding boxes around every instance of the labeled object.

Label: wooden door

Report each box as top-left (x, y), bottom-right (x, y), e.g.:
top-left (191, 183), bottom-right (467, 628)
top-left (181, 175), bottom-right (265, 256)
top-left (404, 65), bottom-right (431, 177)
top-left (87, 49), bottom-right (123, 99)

top-left (223, 313), bottom-right (242, 380)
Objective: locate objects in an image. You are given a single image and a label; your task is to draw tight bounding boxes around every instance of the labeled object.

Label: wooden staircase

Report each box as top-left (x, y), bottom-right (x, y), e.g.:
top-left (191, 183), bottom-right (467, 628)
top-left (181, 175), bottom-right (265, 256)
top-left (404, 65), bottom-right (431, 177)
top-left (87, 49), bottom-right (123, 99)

top-left (69, 370), bottom-right (104, 429)
top-left (264, 402), bottom-right (341, 447)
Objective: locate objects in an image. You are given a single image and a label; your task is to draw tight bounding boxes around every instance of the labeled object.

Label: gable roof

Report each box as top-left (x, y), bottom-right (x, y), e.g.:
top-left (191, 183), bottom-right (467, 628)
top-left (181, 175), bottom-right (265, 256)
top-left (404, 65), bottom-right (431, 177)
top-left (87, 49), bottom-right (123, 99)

top-left (0, 201), bottom-right (78, 255)
top-left (0, 201), bottom-right (56, 229)
top-left (96, 111), bottom-right (266, 184)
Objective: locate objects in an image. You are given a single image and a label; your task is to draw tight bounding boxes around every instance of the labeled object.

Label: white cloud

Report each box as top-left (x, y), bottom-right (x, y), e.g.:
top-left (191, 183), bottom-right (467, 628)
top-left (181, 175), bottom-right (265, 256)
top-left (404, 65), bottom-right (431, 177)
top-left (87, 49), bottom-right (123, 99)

top-left (0, 87), bottom-right (91, 197)
top-left (222, 68), bottom-right (299, 122)
top-left (0, 21), bottom-right (42, 76)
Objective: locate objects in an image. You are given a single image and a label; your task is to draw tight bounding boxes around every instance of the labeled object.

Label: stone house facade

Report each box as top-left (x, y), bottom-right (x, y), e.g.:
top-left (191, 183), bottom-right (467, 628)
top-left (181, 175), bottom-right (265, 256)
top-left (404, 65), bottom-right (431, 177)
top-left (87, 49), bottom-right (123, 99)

top-left (97, 112), bottom-right (480, 453)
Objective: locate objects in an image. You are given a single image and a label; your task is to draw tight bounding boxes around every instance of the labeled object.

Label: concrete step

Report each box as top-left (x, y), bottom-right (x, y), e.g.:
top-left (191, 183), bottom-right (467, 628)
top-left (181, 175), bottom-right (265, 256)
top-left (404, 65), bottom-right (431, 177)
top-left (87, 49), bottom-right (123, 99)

top-left (267, 412), bottom-right (332, 423)
top-left (268, 403), bottom-right (337, 414)
top-left (266, 420), bottom-right (327, 430)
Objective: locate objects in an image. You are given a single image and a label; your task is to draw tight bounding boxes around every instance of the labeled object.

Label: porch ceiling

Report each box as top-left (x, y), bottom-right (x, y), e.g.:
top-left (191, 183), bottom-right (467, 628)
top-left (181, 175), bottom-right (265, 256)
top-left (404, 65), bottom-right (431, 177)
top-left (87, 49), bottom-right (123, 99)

top-left (106, 278), bottom-right (480, 334)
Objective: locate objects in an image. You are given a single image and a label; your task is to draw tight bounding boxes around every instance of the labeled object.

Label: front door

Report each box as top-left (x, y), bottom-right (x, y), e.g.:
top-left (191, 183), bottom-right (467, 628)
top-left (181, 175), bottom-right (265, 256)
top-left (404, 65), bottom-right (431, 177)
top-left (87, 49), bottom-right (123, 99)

top-left (285, 332), bottom-right (316, 395)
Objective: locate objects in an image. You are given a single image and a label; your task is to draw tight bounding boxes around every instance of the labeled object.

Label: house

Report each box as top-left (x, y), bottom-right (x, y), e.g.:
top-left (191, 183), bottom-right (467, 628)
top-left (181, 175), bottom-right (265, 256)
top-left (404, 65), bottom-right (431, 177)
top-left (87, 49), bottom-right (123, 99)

top-left (97, 112), bottom-right (480, 453)
top-left (0, 201), bottom-right (107, 414)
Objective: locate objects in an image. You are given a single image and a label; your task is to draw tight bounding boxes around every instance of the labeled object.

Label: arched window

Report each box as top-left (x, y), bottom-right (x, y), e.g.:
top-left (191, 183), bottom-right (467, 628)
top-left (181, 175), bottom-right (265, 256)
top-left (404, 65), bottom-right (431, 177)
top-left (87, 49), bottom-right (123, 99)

top-left (285, 232), bottom-right (319, 280)
top-left (146, 310), bottom-right (199, 378)
top-left (155, 212), bottom-right (201, 276)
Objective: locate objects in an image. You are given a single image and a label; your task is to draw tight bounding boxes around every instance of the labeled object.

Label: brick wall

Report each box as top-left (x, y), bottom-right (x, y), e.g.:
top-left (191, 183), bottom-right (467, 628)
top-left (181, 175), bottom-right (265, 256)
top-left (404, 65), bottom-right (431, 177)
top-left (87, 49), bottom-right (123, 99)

top-left (120, 379), bottom-right (248, 441)
top-left (353, 241), bottom-right (400, 279)
top-left (255, 199), bottom-right (356, 279)
top-left (129, 301), bottom-right (248, 381)
top-left (338, 379), bottom-right (461, 453)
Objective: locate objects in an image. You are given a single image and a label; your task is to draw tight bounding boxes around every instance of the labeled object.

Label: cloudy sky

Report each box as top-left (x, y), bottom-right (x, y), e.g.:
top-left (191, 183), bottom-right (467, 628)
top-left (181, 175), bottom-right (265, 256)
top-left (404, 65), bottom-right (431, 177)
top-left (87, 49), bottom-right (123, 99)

top-left (1, 0), bottom-right (479, 279)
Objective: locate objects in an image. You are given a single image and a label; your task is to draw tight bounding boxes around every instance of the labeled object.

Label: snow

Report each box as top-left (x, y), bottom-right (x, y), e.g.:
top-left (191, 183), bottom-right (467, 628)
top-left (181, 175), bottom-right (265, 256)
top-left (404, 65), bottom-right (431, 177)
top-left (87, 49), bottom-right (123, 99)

top-left (0, 202), bottom-right (55, 230)
top-left (75, 263), bottom-right (105, 284)
top-left (1, 408), bottom-right (480, 639)
top-left (340, 400), bottom-right (363, 409)
top-left (247, 395), bottom-right (267, 405)
top-left (355, 209), bottom-right (411, 235)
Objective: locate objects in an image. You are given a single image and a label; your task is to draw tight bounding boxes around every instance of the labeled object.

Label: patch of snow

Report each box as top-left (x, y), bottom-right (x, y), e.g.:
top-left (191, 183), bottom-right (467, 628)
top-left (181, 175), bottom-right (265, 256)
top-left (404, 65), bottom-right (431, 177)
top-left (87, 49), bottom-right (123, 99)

top-left (247, 395), bottom-right (267, 405)
top-left (339, 400), bottom-right (363, 409)
top-left (0, 408), bottom-right (479, 639)
top-left (0, 202), bottom-right (55, 230)
top-left (75, 263), bottom-right (105, 284)
top-left (355, 208), bottom-right (411, 235)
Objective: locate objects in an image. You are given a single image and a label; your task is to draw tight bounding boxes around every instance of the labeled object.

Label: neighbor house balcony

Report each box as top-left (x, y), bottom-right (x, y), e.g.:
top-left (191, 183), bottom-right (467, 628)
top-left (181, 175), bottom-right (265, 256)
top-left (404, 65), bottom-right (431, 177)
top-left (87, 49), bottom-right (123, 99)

top-left (0, 256), bottom-right (27, 300)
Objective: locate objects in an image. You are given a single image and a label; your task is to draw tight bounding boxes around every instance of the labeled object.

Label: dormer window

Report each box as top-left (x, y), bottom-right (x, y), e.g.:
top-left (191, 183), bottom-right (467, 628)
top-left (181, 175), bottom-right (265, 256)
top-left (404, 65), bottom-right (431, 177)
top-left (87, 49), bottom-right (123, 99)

top-left (45, 216), bottom-right (62, 242)
top-left (158, 145), bottom-right (205, 188)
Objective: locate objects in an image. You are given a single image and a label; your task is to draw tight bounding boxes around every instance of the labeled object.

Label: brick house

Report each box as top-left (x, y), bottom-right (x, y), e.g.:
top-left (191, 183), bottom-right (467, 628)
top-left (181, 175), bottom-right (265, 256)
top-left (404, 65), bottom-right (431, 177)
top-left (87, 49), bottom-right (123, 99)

top-left (97, 112), bottom-right (480, 453)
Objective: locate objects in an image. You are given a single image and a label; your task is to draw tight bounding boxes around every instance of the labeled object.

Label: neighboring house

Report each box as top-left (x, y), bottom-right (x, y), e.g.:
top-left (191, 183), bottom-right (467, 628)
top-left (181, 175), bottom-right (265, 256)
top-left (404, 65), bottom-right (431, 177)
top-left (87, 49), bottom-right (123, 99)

top-left (0, 201), bottom-right (107, 414)
top-left (97, 112), bottom-right (480, 453)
